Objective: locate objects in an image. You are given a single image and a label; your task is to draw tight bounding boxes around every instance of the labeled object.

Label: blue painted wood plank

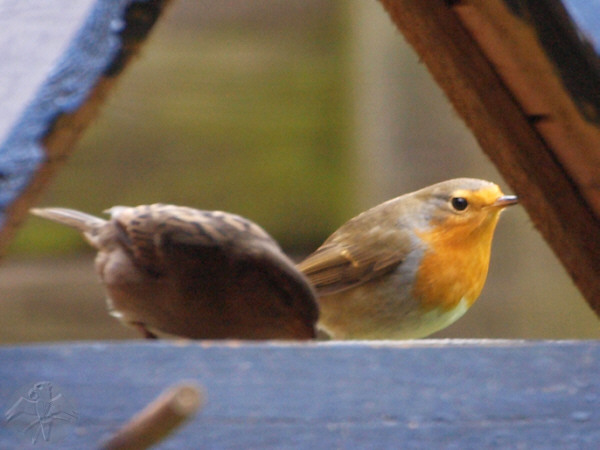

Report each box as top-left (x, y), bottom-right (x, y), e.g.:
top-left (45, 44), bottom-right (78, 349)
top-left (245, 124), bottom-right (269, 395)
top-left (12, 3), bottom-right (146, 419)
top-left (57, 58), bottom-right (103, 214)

top-left (0, 0), bottom-right (166, 230)
top-left (1, 341), bottom-right (599, 448)
top-left (563, 0), bottom-right (600, 53)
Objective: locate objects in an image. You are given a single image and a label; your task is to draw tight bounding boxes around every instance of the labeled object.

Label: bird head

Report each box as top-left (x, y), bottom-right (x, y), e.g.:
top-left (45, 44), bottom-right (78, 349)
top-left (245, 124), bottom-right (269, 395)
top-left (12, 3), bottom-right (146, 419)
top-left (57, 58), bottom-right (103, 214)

top-left (415, 178), bottom-right (518, 239)
top-left (411, 178), bottom-right (518, 310)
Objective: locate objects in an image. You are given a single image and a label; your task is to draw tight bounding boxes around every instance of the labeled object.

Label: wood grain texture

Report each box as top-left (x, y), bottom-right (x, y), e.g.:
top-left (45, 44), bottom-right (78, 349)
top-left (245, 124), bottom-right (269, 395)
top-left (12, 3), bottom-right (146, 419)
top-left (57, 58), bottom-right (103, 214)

top-left (0, 0), bottom-right (171, 256)
top-left (455, 0), bottom-right (600, 215)
top-left (1, 341), bottom-right (599, 448)
top-left (378, 0), bottom-right (600, 313)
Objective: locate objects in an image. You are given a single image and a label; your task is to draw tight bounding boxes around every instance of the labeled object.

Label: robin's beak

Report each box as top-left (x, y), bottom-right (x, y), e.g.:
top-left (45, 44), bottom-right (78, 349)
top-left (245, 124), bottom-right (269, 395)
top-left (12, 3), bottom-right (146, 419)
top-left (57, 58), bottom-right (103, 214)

top-left (492, 195), bottom-right (518, 208)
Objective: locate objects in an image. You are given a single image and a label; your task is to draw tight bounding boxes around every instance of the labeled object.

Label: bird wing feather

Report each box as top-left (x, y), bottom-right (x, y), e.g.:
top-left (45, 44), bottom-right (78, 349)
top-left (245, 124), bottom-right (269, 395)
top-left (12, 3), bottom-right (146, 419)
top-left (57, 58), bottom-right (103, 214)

top-left (110, 204), bottom-right (274, 276)
top-left (297, 228), bottom-right (412, 295)
top-left (110, 204), bottom-right (318, 337)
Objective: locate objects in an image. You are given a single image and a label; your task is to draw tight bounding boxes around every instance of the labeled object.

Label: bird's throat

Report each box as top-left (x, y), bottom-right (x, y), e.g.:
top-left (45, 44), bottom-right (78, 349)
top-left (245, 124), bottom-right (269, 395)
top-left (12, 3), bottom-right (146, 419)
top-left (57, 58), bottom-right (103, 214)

top-left (413, 216), bottom-right (499, 311)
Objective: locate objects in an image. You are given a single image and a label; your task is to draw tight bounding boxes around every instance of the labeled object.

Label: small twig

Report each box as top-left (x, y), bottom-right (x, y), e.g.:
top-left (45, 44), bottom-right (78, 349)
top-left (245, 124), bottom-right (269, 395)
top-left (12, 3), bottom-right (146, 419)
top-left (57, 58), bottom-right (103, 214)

top-left (101, 382), bottom-right (204, 450)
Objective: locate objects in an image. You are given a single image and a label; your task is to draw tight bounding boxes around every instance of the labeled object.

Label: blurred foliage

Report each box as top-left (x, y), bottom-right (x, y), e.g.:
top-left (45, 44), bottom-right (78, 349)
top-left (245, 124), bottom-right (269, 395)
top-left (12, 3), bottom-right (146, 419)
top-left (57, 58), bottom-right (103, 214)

top-left (13, 1), bottom-right (352, 255)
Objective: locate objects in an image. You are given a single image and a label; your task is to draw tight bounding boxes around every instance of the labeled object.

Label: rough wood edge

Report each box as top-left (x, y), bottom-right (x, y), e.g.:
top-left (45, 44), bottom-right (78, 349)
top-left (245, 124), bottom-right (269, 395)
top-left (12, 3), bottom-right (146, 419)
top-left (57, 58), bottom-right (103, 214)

top-left (455, 0), bottom-right (600, 217)
top-left (378, 0), bottom-right (600, 313)
top-left (0, 0), bottom-right (173, 256)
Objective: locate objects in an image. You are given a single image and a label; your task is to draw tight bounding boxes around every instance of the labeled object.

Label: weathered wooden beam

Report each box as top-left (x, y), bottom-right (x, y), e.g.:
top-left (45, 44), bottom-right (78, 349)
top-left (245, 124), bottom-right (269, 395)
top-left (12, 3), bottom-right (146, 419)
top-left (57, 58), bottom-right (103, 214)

top-left (1, 341), bottom-right (599, 447)
top-left (0, 0), bottom-right (171, 256)
top-left (454, 1), bottom-right (600, 212)
top-left (378, 0), bottom-right (600, 314)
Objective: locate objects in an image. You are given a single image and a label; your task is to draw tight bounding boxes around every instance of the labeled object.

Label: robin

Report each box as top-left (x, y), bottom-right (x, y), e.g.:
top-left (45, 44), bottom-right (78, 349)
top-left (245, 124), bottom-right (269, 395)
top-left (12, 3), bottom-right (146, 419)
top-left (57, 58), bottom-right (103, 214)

top-left (297, 178), bottom-right (518, 340)
top-left (30, 204), bottom-right (318, 340)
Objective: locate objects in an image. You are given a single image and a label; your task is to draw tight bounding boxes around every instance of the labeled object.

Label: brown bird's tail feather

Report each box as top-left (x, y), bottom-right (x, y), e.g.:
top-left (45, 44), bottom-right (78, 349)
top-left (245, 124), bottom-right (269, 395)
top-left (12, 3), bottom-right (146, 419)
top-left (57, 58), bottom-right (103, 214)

top-left (30, 208), bottom-right (107, 233)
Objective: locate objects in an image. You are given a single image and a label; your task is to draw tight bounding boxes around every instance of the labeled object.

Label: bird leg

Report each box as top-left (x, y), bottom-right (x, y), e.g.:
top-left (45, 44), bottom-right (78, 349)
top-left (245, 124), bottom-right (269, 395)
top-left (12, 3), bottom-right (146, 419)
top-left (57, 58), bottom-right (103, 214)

top-left (130, 321), bottom-right (158, 339)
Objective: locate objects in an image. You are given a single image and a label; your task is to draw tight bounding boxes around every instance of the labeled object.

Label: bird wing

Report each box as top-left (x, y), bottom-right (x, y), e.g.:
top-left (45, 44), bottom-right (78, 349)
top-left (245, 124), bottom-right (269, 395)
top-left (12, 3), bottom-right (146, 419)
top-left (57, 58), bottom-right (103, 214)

top-left (161, 226), bottom-right (319, 335)
top-left (297, 228), bottom-right (413, 295)
top-left (109, 204), bottom-right (275, 277)
top-left (110, 204), bottom-right (319, 338)
top-left (5, 396), bottom-right (37, 421)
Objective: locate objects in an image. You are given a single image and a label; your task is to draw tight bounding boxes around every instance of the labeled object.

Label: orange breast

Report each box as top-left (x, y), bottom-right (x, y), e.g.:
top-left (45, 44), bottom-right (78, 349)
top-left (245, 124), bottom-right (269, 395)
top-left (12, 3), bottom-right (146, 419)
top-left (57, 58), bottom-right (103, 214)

top-left (412, 217), bottom-right (498, 311)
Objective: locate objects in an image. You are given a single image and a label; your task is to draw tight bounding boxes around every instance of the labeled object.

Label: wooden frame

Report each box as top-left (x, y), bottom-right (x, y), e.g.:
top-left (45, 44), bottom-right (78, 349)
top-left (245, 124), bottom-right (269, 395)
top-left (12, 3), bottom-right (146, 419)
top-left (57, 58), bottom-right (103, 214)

top-left (0, 0), bottom-right (171, 256)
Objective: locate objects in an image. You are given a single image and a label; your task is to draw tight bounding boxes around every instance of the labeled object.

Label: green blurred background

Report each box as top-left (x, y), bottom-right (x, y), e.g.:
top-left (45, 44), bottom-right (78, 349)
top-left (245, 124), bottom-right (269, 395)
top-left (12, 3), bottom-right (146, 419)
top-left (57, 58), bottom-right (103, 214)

top-left (2, 0), bottom-right (598, 342)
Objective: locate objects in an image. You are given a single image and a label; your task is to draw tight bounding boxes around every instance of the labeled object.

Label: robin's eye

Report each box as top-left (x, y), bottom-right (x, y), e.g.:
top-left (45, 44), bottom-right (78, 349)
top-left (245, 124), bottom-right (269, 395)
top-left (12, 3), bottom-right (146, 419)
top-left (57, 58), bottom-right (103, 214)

top-left (451, 197), bottom-right (469, 211)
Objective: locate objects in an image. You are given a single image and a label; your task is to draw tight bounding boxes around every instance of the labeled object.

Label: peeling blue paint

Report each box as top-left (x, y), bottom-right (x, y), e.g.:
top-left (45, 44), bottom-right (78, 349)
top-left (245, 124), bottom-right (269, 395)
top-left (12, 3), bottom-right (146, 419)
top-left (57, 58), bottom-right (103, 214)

top-left (0, 0), bottom-right (145, 227)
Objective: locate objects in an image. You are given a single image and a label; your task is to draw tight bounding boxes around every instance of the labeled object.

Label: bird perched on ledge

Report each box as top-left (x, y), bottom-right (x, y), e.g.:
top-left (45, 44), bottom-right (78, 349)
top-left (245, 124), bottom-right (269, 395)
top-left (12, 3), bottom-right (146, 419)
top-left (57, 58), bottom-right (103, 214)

top-left (297, 178), bottom-right (518, 340)
top-left (31, 204), bottom-right (318, 340)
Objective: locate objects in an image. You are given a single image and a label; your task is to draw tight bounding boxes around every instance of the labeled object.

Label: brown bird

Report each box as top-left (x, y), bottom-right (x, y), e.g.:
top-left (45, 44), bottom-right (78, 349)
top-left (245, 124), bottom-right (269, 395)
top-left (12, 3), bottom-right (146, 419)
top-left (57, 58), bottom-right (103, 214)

top-left (31, 204), bottom-right (318, 340)
top-left (297, 178), bottom-right (518, 340)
